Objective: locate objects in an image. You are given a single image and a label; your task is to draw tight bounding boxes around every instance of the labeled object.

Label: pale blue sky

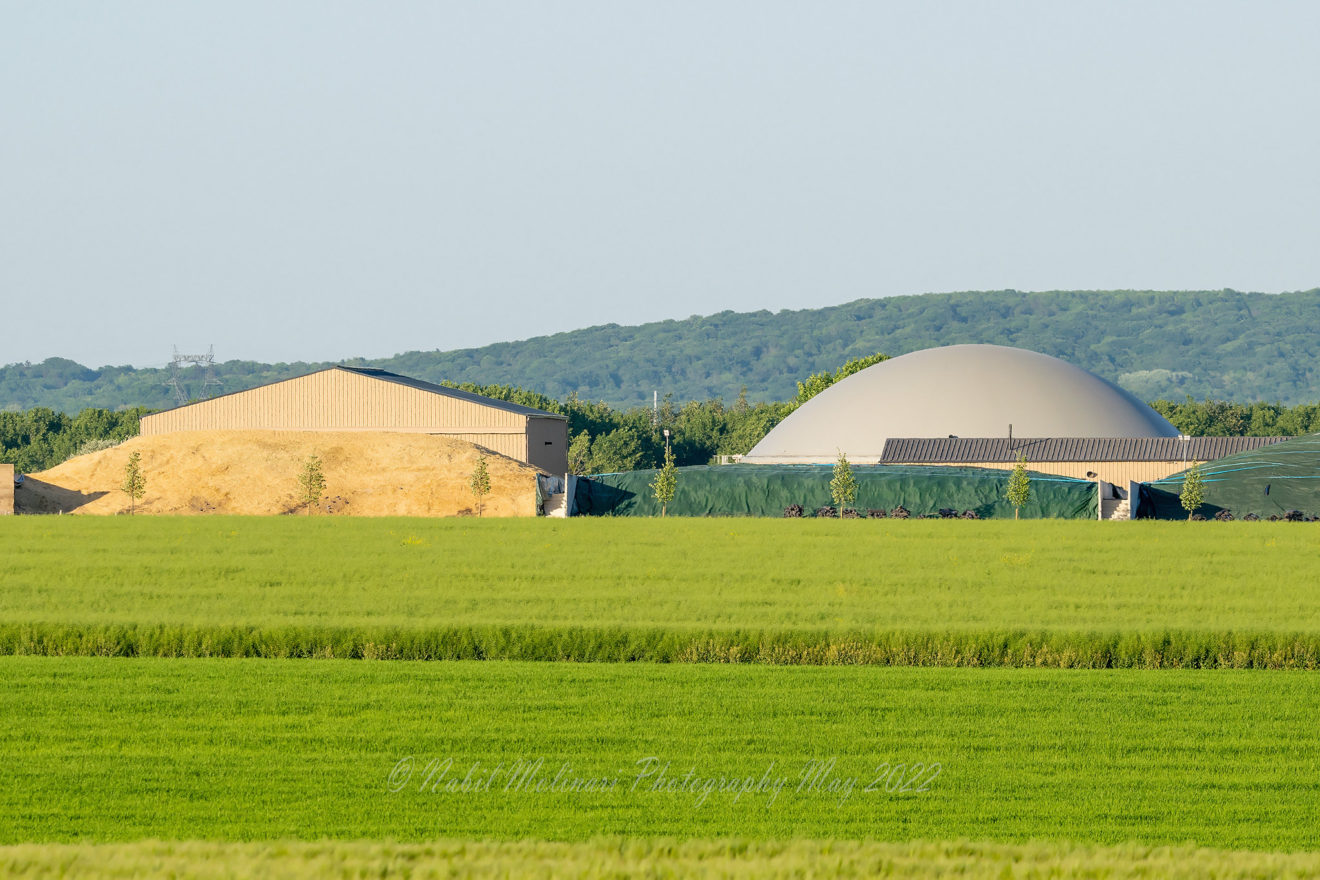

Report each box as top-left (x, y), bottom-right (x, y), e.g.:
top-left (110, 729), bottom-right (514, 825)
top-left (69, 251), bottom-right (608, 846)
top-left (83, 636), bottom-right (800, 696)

top-left (3, 1), bottom-right (1318, 368)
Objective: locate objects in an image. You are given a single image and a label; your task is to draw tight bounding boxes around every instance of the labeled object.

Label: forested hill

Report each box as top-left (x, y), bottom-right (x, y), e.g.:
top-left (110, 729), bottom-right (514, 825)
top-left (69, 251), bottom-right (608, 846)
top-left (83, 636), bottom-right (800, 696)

top-left (6, 288), bottom-right (1320, 412)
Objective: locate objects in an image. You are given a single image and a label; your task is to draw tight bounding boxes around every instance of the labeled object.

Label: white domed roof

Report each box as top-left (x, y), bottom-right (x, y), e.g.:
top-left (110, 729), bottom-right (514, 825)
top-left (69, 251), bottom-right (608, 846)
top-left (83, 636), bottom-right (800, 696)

top-left (745, 344), bottom-right (1179, 462)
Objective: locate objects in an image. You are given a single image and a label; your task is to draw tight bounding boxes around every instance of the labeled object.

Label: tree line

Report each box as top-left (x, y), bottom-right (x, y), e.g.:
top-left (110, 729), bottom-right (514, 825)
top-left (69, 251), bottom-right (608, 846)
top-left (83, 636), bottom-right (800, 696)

top-left (443, 353), bottom-right (885, 474)
top-left (345, 288), bottom-right (1320, 407)
top-left (0, 407), bottom-right (150, 474)
top-left (7, 289), bottom-right (1320, 413)
top-left (2, 374), bottom-right (1318, 476)
top-left (1148, 398), bottom-right (1320, 437)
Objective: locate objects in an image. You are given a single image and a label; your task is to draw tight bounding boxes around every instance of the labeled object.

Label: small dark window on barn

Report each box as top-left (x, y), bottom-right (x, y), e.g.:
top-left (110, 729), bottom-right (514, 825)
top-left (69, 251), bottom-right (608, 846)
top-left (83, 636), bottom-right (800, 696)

top-left (544, 441), bottom-right (553, 445)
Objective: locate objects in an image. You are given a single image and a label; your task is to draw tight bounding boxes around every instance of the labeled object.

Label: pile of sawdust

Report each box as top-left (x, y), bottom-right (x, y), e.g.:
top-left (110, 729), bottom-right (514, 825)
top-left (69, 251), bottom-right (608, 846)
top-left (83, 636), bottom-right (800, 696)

top-left (17, 431), bottom-right (541, 517)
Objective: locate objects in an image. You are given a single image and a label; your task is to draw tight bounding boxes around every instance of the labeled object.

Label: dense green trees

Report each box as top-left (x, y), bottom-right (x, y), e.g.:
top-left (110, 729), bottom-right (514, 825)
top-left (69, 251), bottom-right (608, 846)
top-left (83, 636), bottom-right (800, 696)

top-left (447, 381), bottom-right (795, 473)
top-left (796, 353), bottom-right (889, 404)
top-left (0, 406), bottom-right (147, 473)
top-left (4, 360), bottom-right (1320, 477)
top-left (268, 288), bottom-right (1320, 406)
top-left (0, 358), bottom-right (323, 413)
top-left (8, 289), bottom-right (1320, 412)
top-left (1149, 399), bottom-right (1320, 437)
top-left (6, 392), bottom-right (1320, 477)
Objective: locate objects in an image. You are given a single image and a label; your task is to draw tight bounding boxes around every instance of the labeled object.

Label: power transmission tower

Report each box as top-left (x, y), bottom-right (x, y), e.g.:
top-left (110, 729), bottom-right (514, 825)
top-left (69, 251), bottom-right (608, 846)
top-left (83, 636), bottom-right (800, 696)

top-left (166, 345), bottom-right (223, 406)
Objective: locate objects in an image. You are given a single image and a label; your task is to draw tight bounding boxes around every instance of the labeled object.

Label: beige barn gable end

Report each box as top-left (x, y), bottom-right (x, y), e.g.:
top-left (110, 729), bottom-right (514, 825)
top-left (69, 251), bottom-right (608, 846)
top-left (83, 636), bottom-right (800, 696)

top-left (139, 367), bottom-right (568, 474)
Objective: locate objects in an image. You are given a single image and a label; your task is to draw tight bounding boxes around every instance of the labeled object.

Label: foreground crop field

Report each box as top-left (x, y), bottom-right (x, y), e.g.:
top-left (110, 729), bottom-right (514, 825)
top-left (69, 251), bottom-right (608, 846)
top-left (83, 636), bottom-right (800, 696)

top-left (3, 518), bottom-right (1320, 666)
top-left (4, 517), bottom-right (1319, 878)
top-left (8, 839), bottom-right (1320, 880)
top-left (2, 658), bottom-right (1318, 849)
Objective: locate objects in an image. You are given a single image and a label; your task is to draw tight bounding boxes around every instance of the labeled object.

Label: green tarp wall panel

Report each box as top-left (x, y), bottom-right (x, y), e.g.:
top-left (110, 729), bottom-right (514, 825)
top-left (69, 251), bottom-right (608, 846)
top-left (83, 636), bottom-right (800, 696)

top-left (1139, 433), bottom-right (1320, 519)
top-left (576, 464), bottom-right (1097, 519)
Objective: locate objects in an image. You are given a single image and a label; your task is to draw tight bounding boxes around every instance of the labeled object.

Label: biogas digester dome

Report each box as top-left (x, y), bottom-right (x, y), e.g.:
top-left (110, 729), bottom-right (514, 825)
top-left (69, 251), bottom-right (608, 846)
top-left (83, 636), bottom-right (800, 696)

top-left (744, 344), bottom-right (1178, 463)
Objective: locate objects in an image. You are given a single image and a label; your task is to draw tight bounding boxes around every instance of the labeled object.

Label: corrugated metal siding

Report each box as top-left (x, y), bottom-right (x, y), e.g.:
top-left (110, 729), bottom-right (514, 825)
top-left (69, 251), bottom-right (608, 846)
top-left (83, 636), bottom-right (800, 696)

top-left (141, 369), bottom-right (528, 435)
top-left (337, 367), bottom-right (561, 417)
top-left (915, 460), bottom-right (1199, 485)
top-left (0, 464), bottom-right (12, 515)
top-left (881, 436), bottom-right (1288, 464)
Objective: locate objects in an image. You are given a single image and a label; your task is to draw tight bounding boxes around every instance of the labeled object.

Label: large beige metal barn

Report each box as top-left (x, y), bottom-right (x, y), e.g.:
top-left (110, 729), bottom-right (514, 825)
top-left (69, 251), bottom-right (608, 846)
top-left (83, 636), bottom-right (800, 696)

top-left (1, 463), bottom-right (13, 515)
top-left (139, 367), bottom-right (569, 474)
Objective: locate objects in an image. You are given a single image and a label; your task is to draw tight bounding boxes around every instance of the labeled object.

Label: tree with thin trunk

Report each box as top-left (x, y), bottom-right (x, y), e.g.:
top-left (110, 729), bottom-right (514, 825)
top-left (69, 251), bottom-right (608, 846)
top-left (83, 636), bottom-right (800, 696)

top-left (567, 430), bottom-right (592, 475)
top-left (297, 454), bottom-right (326, 515)
top-left (1006, 454), bottom-right (1031, 520)
top-left (830, 451), bottom-right (857, 517)
top-left (121, 450), bottom-right (146, 515)
top-left (470, 452), bottom-right (491, 517)
top-left (650, 444), bottom-right (678, 516)
top-left (1180, 462), bottom-right (1205, 521)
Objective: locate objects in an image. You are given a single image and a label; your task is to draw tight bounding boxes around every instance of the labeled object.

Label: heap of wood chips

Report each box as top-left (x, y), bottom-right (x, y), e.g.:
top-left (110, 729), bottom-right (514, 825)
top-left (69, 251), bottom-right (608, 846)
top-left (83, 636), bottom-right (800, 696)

top-left (16, 430), bottom-right (541, 517)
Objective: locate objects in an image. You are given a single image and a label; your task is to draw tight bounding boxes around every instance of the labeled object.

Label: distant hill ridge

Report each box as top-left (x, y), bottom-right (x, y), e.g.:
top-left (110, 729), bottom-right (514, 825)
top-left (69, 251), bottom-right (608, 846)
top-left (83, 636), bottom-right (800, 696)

top-left (5, 289), bottom-right (1319, 412)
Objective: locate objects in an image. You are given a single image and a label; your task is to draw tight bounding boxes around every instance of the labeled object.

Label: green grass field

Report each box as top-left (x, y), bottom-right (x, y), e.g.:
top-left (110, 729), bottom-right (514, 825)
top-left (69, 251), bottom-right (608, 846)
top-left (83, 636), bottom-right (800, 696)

top-left (3, 517), bottom-right (1320, 666)
top-left (4, 516), bottom-right (1320, 876)
top-left (2, 658), bottom-right (1318, 849)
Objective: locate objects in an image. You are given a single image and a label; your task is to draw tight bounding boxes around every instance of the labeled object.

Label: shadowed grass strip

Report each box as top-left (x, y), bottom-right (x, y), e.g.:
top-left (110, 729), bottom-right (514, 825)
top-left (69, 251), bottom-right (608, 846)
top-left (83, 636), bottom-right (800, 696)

top-left (4, 623), bottom-right (1320, 668)
top-left (6, 838), bottom-right (1320, 880)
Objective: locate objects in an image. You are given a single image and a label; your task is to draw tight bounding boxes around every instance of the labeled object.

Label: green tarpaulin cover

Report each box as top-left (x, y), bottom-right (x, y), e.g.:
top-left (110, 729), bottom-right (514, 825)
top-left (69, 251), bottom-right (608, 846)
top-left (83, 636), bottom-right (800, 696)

top-left (576, 463), bottom-right (1097, 519)
top-left (1139, 434), bottom-right (1320, 519)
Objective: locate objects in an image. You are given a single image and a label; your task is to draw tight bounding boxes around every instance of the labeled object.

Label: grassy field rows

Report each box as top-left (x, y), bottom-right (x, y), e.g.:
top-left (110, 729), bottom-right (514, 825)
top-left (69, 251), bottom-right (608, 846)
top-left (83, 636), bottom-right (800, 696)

top-left (7, 838), bottom-right (1320, 880)
top-left (2, 518), bottom-right (1320, 666)
top-left (4, 517), bottom-right (1319, 876)
top-left (8, 623), bottom-right (1320, 668)
top-left (2, 658), bottom-right (1319, 849)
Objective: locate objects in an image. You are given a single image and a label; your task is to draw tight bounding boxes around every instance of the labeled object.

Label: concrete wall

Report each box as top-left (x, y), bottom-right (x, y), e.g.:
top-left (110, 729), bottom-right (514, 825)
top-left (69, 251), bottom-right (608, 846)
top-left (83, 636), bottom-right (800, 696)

top-left (0, 464), bottom-right (13, 515)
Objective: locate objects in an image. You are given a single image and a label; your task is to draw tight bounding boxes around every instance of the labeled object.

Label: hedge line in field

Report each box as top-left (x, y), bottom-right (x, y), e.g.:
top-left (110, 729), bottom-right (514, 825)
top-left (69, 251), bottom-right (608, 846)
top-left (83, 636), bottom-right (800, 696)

top-left (4, 623), bottom-right (1320, 668)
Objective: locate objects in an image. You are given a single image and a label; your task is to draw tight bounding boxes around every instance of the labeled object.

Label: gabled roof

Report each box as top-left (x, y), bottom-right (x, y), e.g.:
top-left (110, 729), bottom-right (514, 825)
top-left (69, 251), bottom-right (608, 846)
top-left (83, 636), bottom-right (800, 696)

top-left (881, 435), bottom-right (1289, 464)
top-left (334, 367), bottom-right (566, 419)
top-left (148, 365), bottom-right (565, 419)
